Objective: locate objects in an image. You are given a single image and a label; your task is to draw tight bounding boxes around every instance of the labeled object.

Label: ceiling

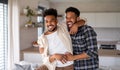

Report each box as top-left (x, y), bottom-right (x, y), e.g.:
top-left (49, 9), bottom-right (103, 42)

top-left (46, 0), bottom-right (120, 13)
top-left (47, 0), bottom-right (120, 3)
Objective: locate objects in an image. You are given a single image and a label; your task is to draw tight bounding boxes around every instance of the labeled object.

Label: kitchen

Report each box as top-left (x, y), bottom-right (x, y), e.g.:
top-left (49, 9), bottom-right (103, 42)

top-left (8, 0), bottom-right (120, 70)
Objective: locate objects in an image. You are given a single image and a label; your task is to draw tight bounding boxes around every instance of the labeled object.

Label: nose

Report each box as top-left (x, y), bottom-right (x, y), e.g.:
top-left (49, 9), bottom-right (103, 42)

top-left (66, 17), bottom-right (71, 22)
top-left (47, 21), bottom-right (52, 25)
top-left (66, 18), bottom-right (69, 21)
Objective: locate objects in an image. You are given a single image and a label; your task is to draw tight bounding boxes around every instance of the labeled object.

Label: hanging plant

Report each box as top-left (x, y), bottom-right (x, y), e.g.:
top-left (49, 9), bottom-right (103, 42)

top-left (26, 6), bottom-right (35, 17)
top-left (25, 6), bottom-right (35, 24)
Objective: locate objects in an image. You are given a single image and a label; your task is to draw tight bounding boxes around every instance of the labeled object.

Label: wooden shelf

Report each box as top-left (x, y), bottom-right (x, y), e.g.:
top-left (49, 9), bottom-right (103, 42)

top-left (24, 23), bottom-right (43, 28)
top-left (20, 13), bottom-right (42, 17)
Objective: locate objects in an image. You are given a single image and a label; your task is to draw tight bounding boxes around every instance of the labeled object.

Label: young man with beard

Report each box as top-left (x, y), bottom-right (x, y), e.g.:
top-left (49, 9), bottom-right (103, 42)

top-left (65, 7), bottom-right (99, 70)
top-left (37, 8), bottom-right (85, 70)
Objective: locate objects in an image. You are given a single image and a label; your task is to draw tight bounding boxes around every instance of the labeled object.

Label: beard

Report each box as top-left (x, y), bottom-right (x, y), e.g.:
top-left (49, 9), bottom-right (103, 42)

top-left (47, 25), bottom-right (57, 32)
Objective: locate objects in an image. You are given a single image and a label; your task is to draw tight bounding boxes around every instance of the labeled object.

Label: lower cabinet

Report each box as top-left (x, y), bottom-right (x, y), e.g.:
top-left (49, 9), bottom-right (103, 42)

top-left (116, 44), bottom-right (120, 50)
top-left (99, 56), bottom-right (120, 66)
top-left (23, 52), bottom-right (43, 64)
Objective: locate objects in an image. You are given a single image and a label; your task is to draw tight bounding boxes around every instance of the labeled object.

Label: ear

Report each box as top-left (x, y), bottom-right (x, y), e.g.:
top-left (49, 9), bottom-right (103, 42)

top-left (77, 17), bottom-right (80, 21)
top-left (56, 19), bottom-right (58, 24)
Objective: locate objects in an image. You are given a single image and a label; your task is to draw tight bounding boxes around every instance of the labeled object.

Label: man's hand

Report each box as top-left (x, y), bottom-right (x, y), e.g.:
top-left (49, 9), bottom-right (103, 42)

top-left (69, 19), bottom-right (85, 35)
top-left (53, 54), bottom-right (67, 64)
top-left (65, 52), bottom-right (74, 61)
top-left (39, 48), bottom-right (44, 54)
top-left (69, 23), bottom-right (78, 35)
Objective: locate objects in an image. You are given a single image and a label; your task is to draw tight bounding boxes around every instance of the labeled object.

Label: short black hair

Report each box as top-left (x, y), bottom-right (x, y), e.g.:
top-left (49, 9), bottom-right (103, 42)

top-left (65, 7), bottom-right (80, 17)
top-left (43, 8), bottom-right (58, 18)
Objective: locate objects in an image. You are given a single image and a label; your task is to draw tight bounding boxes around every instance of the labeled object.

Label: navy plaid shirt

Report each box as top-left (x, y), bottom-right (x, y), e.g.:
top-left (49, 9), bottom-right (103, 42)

top-left (70, 25), bottom-right (99, 70)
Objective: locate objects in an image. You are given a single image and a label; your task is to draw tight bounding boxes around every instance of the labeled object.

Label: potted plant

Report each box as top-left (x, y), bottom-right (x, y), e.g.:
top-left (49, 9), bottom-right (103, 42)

top-left (24, 6), bottom-right (35, 27)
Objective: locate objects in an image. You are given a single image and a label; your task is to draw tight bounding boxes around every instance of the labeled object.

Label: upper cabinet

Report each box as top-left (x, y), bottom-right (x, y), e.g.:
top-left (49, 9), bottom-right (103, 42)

top-left (81, 12), bottom-right (120, 28)
top-left (95, 13), bottom-right (117, 28)
top-left (81, 13), bottom-right (96, 27)
top-left (116, 13), bottom-right (120, 27)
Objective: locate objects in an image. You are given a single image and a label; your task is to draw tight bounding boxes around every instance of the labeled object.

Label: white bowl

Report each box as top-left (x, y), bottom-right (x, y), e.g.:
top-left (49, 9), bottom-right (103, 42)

top-left (33, 44), bottom-right (39, 47)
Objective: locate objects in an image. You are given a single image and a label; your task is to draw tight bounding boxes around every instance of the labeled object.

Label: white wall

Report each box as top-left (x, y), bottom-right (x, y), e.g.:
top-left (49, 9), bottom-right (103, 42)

top-left (18, 0), bottom-right (120, 50)
top-left (50, 2), bottom-right (120, 14)
top-left (19, 0), bottom-right (50, 50)
top-left (94, 28), bottom-right (120, 41)
top-left (39, 0), bottom-right (50, 9)
top-left (50, 1), bottom-right (120, 41)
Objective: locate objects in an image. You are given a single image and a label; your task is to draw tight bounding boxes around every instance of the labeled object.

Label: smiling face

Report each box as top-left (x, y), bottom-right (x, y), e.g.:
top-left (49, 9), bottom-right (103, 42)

top-left (66, 12), bottom-right (78, 28)
top-left (44, 15), bottom-right (58, 32)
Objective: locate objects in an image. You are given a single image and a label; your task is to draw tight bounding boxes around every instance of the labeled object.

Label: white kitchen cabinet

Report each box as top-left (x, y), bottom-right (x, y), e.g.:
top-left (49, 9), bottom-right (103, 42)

top-left (95, 13), bottom-right (117, 28)
top-left (23, 52), bottom-right (43, 63)
top-left (116, 13), bottom-right (120, 27)
top-left (99, 56), bottom-right (120, 66)
top-left (99, 49), bottom-right (120, 68)
top-left (81, 12), bottom-right (120, 28)
top-left (22, 47), bottom-right (43, 64)
top-left (81, 13), bottom-right (96, 27)
top-left (116, 44), bottom-right (120, 50)
top-left (115, 57), bottom-right (120, 66)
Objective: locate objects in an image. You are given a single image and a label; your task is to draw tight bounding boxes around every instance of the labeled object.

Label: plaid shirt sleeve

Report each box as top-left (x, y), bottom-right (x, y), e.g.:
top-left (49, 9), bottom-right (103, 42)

top-left (84, 26), bottom-right (98, 58)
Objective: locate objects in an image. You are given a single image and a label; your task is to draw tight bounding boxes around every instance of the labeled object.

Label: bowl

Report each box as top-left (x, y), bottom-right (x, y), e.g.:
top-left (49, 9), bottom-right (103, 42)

top-left (33, 44), bottom-right (39, 47)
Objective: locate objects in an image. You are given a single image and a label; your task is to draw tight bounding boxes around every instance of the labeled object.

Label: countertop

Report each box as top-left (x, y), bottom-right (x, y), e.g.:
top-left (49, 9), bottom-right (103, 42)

top-left (21, 47), bottom-right (120, 57)
top-left (21, 47), bottom-right (39, 53)
top-left (97, 41), bottom-right (120, 45)
top-left (98, 49), bottom-right (120, 57)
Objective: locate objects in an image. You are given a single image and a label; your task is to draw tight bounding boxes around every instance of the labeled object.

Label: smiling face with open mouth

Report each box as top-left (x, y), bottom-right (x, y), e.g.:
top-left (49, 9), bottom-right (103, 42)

top-left (45, 15), bottom-right (58, 32)
top-left (66, 12), bottom-right (78, 28)
top-left (67, 21), bottom-right (74, 28)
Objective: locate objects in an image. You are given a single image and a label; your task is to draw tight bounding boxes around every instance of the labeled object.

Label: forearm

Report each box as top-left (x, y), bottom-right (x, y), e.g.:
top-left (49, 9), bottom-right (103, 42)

top-left (85, 37), bottom-right (98, 57)
top-left (85, 40), bottom-right (98, 58)
top-left (75, 19), bottom-right (85, 27)
top-left (39, 48), bottom-right (55, 63)
top-left (69, 19), bottom-right (85, 34)
top-left (39, 48), bottom-right (44, 54)
top-left (73, 52), bottom-right (89, 60)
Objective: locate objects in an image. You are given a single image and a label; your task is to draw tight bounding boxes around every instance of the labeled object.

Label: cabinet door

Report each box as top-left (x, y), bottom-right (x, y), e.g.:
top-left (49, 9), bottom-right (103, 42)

top-left (99, 56), bottom-right (116, 66)
top-left (116, 44), bottom-right (120, 50)
top-left (81, 13), bottom-right (96, 27)
top-left (115, 57), bottom-right (120, 66)
top-left (116, 13), bottom-right (120, 27)
top-left (96, 13), bottom-right (117, 27)
top-left (24, 53), bottom-right (43, 63)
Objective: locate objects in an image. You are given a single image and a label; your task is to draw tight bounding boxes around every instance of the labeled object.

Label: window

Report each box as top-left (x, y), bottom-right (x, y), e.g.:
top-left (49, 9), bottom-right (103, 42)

top-left (37, 16), bottom-right (44, 36)
top-left (0, 0), bottom-right (8, 70)
top-left (37, 6), bottom-right (45, 37)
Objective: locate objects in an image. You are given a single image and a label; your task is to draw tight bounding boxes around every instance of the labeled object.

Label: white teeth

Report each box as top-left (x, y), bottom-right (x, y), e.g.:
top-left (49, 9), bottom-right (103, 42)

top-left (48, 26), bottom-right (53, 29)
top-left (68, 22), bottom-right (73, 27)
top-left (68, 22), bottom-right (73, 24)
